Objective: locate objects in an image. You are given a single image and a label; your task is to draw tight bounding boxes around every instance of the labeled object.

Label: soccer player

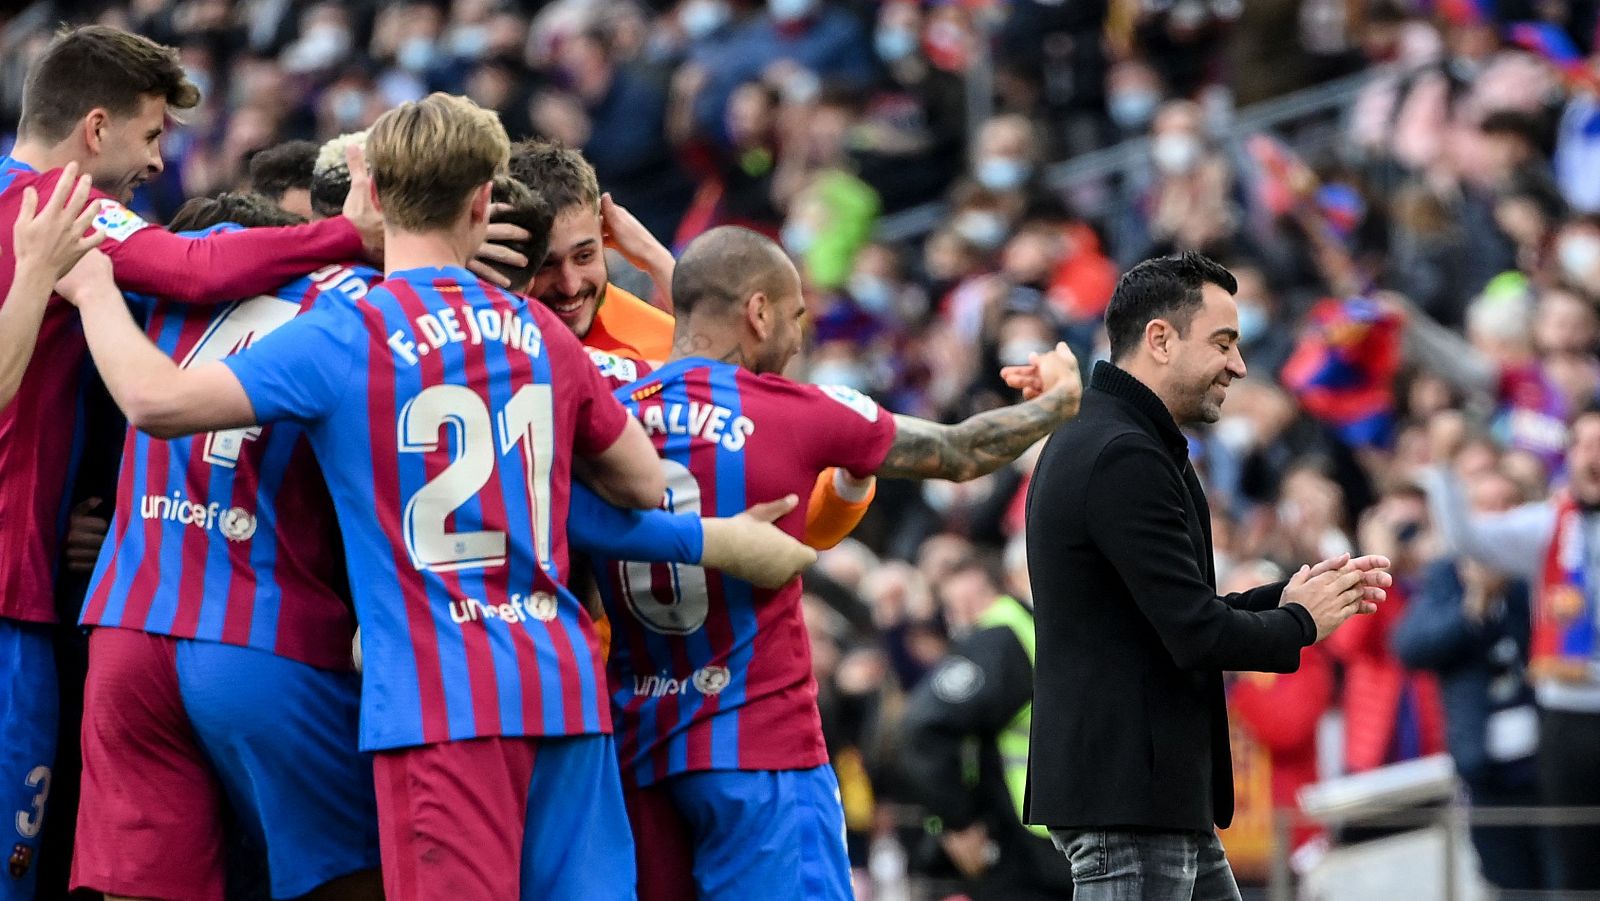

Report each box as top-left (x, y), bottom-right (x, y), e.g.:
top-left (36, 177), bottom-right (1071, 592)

top-left (0, 25), bottom-right (378, 888)
top-left (66, 180), bottom-right (814, 901)
top-left (71, 192), bottom-right (386, 901)
top-left (510, 139), bottom-right (676, 362)
top-left (0, 163), bottom-right (104, 899)
top-left (504, 140), bottom-right (875, 550)
top-left (247, 140), bottom-right (318, 219)
top-left (591, 226), bottom-right (1083, 901)
top-left (60, 91), bottom-right (664, 900)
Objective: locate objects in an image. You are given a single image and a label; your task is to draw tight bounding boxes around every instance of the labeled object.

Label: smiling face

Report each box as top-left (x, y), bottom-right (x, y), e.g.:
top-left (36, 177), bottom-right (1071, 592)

top-left (89, 93), bottom-right (169, 203)
top-left (1164, 282), bottom-right (1247, 424)
top-left (532, 204), bottom-right (608, 338)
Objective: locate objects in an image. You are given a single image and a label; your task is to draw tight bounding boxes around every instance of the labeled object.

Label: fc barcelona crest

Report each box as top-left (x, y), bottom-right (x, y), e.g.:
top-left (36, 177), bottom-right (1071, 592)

top-left (8, 843), bottom-right (32, 880)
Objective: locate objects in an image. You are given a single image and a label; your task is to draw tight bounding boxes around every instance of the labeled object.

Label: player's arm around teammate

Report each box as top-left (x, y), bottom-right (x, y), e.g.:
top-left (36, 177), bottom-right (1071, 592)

top-left (0, 164), bottom-right (103, 410)
top-left (54, 247), bottom-right (256, 437)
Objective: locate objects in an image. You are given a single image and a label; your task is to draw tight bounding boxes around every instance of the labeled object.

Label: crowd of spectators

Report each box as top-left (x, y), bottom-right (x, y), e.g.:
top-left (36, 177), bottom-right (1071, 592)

top-left (8, 0), bottom-right (1600, 896)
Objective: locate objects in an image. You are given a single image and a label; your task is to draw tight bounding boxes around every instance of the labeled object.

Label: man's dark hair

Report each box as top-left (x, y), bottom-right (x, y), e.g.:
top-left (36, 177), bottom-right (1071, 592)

top-left (672, 226), bottom-right (792, 317)
top-left (310, 164), bottom-right (351, 219)
top-left (1480, 110), bottom-right (1546, 150)
top-left (508, 139), bottom-right (599, 218)
top-left (946, 554), bottom-right (1005, 594)
top-left (487, 176), bottom-right (555, 294)
top-left (168, 192), bottom-right (307, 233)
top-left (1105, 252), bottom-right (1237, 362)
top-left (20, 25), bottom-right (200, 144)
top-left (248, 141), bottom-right (318, 202)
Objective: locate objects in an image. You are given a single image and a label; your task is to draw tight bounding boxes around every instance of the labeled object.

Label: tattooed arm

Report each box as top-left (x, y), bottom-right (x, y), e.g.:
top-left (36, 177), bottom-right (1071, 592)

top-left (875, 343), bottom-right (1082, 482)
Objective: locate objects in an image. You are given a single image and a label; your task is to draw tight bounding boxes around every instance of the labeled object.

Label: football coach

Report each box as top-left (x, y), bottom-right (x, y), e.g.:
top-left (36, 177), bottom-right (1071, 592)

top-left (1022, 252), bottom-right (1391, 900)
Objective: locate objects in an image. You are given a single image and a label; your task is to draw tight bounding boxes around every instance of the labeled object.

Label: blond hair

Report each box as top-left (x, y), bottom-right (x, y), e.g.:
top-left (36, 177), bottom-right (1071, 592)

top-left (366, 93), bottom-right (509, 232)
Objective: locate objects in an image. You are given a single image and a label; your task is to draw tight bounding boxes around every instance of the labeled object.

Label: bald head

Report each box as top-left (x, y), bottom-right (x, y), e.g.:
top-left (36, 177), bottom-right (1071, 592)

top-left (671, 226), bottom-right (807, 374)
top-left (673, 226), bottom-right (797, 318)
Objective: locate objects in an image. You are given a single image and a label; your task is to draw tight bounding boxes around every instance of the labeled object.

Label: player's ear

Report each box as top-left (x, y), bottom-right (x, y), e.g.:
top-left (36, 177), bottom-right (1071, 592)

top-left (1146, 319), bottom-right (1174, 364)
top-left (469, 181), bottom-right (493, 224)
top-left (368, 176), bottom-right (382, 214)
top-left (746, 291), bottom-right (772, 340)
top-left (82, 109), bottom-right (109, 155)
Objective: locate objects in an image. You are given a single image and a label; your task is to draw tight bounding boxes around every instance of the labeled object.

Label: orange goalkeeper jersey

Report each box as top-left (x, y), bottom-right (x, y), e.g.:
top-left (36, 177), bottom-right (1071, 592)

top-left (587, 284), bottom-right (675, 364)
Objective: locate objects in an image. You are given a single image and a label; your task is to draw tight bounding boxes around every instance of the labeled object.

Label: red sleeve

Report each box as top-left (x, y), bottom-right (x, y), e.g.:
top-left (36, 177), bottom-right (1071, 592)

top-left (771, 378), bottom-right (897, 478)
top-left (86, 187), bottom-right (365, 304)
top-left (549, 313), bottom-right (630, 456)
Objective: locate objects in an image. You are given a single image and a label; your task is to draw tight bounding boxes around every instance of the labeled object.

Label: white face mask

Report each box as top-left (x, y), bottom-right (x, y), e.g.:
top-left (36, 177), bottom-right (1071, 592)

top-left (1559, 235), bottom-right (1600, 282)
top-left (999, 339), bottom-right (1052, 368)
top-left (954, 211), bottom-right (1008, 251)
top-left (1151, 132), bottom-right (1202, 175)
top-left (682, 0), bottom-right (731, 40)
top-left (768, 0), bottom-right (817, 23)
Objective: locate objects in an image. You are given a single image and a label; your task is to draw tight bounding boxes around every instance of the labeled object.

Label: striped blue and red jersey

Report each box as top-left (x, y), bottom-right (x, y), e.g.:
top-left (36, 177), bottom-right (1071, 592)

top-left (81, 250), bottom-right (381, 670)
top-left (595, 358), bottom-right (897, 785)
top-left (224, 266), bottom-right (630, 751)
top-left (0, 158), bottom-right (366, 626)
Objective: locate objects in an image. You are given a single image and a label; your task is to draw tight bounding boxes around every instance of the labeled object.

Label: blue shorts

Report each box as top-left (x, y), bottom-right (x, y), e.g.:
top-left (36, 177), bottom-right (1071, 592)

top-left (633, 765), bottom-right (852, 901)
top-left (374, 734), bottom-right (635, 901)
top-left (0, 619), bottom-right (57, 901)
top-left (72, 628), bottom-right (378, 900)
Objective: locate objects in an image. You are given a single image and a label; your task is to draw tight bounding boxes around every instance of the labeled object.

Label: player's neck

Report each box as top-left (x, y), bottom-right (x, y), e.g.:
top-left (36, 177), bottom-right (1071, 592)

top-left (382, 227), bottom-right (476, 278)
top-left (669, 323), bottom-right (750, 369)
top-left (8, 137), bottom-right (81, 173)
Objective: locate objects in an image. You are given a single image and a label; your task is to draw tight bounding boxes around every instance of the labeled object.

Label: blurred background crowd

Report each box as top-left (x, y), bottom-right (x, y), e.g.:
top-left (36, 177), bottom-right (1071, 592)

top-left (8, 0), bottom-right (1600, 897)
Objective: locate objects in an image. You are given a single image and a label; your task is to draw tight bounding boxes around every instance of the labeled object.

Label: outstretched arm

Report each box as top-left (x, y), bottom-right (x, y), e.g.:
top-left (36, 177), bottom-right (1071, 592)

top-left (54, 249), bottom-right (254, 437)
top-left (875, 343), bottom-right (1082, 482)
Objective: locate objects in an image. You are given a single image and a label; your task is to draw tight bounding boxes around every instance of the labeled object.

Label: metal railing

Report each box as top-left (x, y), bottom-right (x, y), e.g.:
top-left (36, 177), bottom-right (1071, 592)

top-left (1270, 803), bottom-right (1600, 901)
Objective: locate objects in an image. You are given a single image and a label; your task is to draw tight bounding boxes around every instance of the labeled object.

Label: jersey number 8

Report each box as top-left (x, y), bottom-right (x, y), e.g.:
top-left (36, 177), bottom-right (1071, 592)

top-left (618, 459), bottom-right (711, 634)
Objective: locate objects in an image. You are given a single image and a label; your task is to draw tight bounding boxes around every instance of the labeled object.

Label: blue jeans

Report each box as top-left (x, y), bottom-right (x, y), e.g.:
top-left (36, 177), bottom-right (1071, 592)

top-left (1051, 828), bottom-right (1242, 901)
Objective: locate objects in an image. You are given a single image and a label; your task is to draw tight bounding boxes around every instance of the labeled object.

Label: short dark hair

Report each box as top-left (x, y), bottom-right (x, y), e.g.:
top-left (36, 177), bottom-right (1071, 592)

top-left (168, 192), bottom-right (308, 232)
top-left (248, 141), bottom-right (318, 201)
top-left (488, 176), bottom-right (555, 294)
top-left (1105, 252), bottom-right (1237, 362)
top-left (310, 160), bottom-right (351, 219)
top-left (21, 25), bottom-right (200, 144)
top-left (672, 226), bottom-right (793, 318)
top-left (508, 139), bottom-right (599, 218)
top-left (1480, 109), bottom-right (1545, 148)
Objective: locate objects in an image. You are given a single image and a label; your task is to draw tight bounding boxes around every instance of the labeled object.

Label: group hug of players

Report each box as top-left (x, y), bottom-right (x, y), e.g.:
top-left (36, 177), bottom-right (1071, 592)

top-left (0, 24), bottom-right (1086, 901)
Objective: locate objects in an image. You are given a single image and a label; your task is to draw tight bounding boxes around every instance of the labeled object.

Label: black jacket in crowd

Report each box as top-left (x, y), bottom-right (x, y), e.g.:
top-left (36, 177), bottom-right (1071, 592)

top-left (900, 617), bottom-right (1074, 900)
top-left (1023, 362), bottom-right (1317, 833)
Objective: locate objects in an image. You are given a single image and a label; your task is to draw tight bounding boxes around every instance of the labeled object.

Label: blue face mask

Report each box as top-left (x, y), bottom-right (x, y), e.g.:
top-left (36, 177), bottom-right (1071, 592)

top-left (1237, 303), bottom-right (1269, 343)
top-left (1109, 90), bottom-right (1159, 131)
top-left (398, 37), bottom-right (436, 73)
top-left (449, 26), bottom-right (488, 59)
top-left (955, 211), bottom-right (1008, 252)
top-left (875, 27), bottom-right (917, 63)
top-left (768, 0), bottom-right (816, 23)
top-left (333, 89), bottom-right (366, 128)
top-left (975, 156), bottom-right (1031, 192)
top-left (849, 273), bottom-right (894, 314)
top-left (682, 0), bottom-right (731, 41)
top-left (781, 221), bottom-right (816, 256)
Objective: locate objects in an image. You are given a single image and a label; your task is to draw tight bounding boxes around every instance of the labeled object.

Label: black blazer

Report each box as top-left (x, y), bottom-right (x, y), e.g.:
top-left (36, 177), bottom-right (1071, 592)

top-left (1024, 362), bottom-right (1316, 832)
